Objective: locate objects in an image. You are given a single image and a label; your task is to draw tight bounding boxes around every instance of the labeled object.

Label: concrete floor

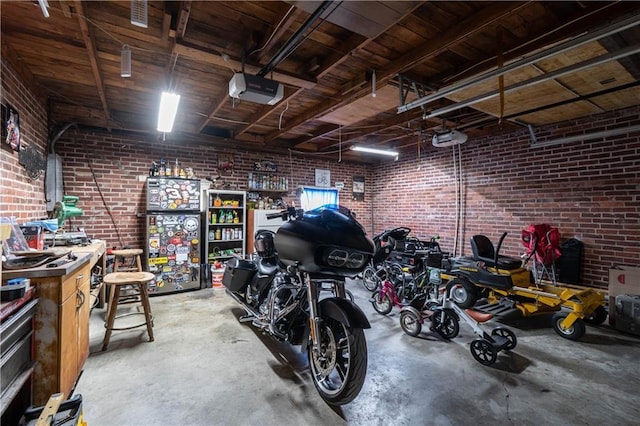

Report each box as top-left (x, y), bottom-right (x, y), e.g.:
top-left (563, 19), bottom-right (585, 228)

top-left (74, 280), bottom-right (640, 426)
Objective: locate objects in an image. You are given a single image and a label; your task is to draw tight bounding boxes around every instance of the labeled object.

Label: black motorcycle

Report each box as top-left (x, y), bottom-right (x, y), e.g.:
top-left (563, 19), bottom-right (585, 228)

top-left (222, 204), bottom-right (374, 405)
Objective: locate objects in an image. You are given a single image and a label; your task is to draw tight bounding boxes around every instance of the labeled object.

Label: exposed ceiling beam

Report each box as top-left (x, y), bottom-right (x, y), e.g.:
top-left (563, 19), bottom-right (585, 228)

top-left (74, 0), bottom-right (111, 131)
top-left (174, 41), bottom-right (316, 89)
top-left (265, 1), bottom-right (531, 143)
top-left (423, 43), bottom-right (640, 120)
top-left (234, 1), bottom-right (424, 139)
top-left (400, 11), bottom-right (640, 114)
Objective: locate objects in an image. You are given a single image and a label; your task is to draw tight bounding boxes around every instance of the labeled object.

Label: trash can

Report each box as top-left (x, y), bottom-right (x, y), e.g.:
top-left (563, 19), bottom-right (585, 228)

top-left (559, 238), bottom-right (583, 284)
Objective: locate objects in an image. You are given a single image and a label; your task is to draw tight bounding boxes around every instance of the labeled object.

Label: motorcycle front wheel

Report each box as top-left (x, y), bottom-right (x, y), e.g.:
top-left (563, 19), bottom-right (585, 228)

top-left (308, 318), bottom-right (367, 405)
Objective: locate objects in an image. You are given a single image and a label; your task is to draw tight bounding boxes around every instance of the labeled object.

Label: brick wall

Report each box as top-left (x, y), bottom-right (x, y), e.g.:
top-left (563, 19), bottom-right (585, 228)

top-left (3, 54), bottom-right (638, 289)
top-left (372, 106), bottom-right (640, 289)
top-left (0, 58), bottom-right (48, 221)
top-left (53, 129), bottom-right (372, 250)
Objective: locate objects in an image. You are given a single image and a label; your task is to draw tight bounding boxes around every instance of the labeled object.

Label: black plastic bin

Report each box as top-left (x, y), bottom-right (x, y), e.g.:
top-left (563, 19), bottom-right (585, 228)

top-left (559, 238), bottom-right (583, 284)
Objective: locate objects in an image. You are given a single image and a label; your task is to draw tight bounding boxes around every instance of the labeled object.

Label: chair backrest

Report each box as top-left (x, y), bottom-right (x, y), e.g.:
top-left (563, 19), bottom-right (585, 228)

top-left (470, 235), bottom-right (495, 261)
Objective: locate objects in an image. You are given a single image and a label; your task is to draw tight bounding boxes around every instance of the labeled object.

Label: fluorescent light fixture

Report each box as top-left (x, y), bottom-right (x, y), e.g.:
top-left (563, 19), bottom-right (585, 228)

top-left (157, 92), bottom-right (180, 133)
top-left (121, 45), bottom-right (131, 78)
top-left (38, 0), bottom-right (50, 18)
top-left (351, 145), bottom-right (399, 158)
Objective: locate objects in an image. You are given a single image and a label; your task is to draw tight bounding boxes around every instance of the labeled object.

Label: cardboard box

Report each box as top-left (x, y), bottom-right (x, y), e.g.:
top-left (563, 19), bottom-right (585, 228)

top-left (608, 265), bottom-right (640, 325)
top-left (20, 225), bottom-right (44, 250)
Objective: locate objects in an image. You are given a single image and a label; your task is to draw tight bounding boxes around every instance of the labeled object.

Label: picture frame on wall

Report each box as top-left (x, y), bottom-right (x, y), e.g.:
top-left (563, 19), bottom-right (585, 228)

top-left (315, 169), bottom-right (331, 187)
top-left (353, 176), bottom-right (365, 201)
top-left (2, 103), bottom-right (21, 152)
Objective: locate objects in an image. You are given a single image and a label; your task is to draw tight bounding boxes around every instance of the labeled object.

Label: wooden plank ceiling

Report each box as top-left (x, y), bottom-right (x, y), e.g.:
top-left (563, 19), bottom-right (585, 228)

top-left (2, 1), bottom-right (640, 162)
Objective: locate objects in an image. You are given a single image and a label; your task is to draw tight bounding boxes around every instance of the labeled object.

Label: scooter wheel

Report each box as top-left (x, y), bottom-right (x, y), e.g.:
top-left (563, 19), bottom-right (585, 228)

top-left (491, 327), bottom-right (517, 350)
top-left (470, 339), bottom-right (498, 365)
top-left (431, 309), bottom-right (459, 339)
top-left (400, 311), bottom-right (421, 337)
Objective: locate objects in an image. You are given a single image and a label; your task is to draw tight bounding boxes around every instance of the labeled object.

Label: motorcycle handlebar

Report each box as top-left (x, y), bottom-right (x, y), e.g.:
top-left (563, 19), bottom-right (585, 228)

top-left (265, 206), bottom-right (301, 221)
top-left (266, 211), bottom-right (287, 220)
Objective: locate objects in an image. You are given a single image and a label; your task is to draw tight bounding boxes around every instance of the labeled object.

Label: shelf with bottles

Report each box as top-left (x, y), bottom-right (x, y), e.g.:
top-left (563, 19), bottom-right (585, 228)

top-left (206, 190), bottom-right (246, 262)
top-left (209, 191), bottom-right (245, 208)
top-left (206, 209), bottom-right (242, 226)
top-left (206, 245), bottom-right (244, 263)
top-left (247, 172), bottom-right (289, 192)
top-left (207, 226), bottom-right (244, 242)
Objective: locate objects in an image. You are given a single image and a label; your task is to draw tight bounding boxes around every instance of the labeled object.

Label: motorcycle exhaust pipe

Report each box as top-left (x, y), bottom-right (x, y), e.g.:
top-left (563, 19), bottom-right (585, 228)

top-left (226, 289), bottom-right (288, 340)
top-left (226, 289), bottom-right (260, 321)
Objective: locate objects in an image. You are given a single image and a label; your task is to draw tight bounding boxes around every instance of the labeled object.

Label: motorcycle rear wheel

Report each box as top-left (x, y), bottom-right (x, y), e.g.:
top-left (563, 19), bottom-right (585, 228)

top-left (308, 318), bottom-right (367, 405)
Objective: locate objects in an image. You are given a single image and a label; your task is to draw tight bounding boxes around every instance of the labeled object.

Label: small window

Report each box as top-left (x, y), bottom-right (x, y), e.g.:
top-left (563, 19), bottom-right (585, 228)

top-left (299, 187), bottom-right (339, 211)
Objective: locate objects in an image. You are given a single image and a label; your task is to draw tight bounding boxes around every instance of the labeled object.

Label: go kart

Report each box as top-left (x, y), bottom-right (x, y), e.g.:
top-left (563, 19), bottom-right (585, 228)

top-left (447, 232), bottom-right (606, 340)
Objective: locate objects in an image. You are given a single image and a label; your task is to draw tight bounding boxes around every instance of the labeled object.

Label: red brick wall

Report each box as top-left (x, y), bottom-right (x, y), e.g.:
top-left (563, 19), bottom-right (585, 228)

top-left (372, 106), bottom-right (640, 289)
top-left (53, 129), bottom-right (372, 250)
top-left (0, 58), bottom-right (49, 221)
top-left (3, 53), bottom-right (638, 289)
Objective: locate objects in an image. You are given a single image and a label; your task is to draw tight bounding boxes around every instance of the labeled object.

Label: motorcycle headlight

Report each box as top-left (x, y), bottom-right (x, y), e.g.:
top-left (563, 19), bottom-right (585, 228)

top-left (323, 248), bottom-right (368, 269)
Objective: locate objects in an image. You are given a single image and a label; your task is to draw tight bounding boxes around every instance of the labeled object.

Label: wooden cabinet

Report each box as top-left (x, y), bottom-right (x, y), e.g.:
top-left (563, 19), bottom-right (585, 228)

top-left (25, 258), bottom-right (91, 405)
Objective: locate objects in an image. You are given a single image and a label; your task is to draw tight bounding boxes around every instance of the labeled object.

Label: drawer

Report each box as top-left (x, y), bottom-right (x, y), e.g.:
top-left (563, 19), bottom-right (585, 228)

top-left (0, 330), bottom-right (33, 396)
top-left (61, 262), bottom-right (90, 303)
top-left (0, 299), bottom-right (38, 358)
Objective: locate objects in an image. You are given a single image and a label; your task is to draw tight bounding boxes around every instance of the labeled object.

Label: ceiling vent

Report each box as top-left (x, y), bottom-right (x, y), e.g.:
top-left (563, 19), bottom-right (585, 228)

top-left (229, 73), bottom-right (284, 105)
top-left (432, 130), bottom-right (468, 148)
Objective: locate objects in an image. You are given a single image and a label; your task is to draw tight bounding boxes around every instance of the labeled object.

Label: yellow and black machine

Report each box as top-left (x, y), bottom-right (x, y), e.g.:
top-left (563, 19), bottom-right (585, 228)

top-left (446, 232), bottom-right (607, 340)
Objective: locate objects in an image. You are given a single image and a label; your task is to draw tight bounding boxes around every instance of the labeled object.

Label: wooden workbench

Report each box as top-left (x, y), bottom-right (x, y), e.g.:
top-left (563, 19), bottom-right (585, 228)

top-left (1, 239), bottom-right (106, 406)
top-left (2, 253), bottom-right (92, 406)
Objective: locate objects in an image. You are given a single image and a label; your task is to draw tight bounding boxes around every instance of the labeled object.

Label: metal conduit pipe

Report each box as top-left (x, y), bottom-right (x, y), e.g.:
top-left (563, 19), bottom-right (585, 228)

top-left (258, 0), bottom-right (334, 77)
top-left (530, 124), bottom-right (640, 148)
top-left (397, 13), bottom-right (640, 114)
top-left (423, 43), bottom-right (640, 120)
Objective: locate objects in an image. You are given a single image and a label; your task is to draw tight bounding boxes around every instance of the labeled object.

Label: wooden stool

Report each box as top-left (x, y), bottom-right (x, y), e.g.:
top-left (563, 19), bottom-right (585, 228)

top-left (102, 271), bottom-right (155, 351)
top-left (111, 248), bottom-right (143, 272)
top-left (109, 248), bottom-right (144, 305)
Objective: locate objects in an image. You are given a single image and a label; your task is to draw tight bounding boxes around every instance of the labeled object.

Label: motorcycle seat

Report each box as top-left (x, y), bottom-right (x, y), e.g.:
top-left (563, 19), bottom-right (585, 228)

top-left (257, 258), bottom-right (278, 275)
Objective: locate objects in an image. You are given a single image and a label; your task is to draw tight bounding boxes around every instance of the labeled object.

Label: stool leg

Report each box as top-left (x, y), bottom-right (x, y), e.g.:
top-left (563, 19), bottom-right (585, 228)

top-left (139, 283), bottom-right (154, 342)
top-left (102, 285), bottom-right (121, 351)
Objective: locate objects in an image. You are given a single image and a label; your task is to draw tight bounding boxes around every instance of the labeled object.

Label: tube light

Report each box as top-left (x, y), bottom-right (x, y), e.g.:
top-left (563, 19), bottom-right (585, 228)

top-left (351, 145), bottom-right (399, 158)
top-left (38, 0), bottom-right (50, 18)
top-left (157, 92), bottom-right (180, 133)
top-left (121, 45), bottom-right (131, 78)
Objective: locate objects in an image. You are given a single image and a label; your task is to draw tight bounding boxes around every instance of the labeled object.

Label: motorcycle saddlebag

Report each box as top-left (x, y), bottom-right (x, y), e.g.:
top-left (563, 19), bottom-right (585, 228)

top-left (222, 258), bottom-right (257, 292)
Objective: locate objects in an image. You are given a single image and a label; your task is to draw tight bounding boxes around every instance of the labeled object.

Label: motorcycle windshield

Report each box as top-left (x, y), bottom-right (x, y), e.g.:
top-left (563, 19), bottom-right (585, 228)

top-left (304, 204), bottom-right (365, 233)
